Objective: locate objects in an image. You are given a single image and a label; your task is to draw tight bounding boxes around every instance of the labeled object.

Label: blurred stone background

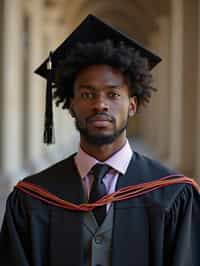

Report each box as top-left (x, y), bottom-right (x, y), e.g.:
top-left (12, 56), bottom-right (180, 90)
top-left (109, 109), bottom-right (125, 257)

top-left (1, 0), bottom-right (200, 225)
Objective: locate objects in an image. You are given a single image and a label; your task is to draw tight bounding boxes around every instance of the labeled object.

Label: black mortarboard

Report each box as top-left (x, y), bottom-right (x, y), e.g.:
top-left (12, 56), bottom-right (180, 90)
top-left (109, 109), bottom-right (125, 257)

top-left (35, 14), bottom-right (162, 144)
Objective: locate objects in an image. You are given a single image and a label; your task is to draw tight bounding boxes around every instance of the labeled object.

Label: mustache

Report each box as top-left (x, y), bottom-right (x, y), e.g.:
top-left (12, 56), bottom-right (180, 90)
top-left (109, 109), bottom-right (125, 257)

top-left (86, 112), bottom-right (115, 123)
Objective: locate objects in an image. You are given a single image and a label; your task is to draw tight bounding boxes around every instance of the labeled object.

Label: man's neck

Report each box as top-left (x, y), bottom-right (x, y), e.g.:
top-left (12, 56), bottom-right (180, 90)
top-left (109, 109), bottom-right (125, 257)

top-left (80, 135), bottom-right (127, 161)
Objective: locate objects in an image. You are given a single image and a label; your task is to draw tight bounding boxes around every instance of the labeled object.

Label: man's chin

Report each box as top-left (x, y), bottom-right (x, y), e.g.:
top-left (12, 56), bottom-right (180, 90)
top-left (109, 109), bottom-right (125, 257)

top-left (76, 122), bottom-right (128, 145)
top-left (82, 133), bottom-right (117, 145)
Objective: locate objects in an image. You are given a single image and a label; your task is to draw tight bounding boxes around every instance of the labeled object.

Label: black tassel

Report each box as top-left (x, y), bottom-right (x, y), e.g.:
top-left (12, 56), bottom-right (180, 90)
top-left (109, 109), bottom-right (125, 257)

top-left (43, 51), bottom-right (55, 144)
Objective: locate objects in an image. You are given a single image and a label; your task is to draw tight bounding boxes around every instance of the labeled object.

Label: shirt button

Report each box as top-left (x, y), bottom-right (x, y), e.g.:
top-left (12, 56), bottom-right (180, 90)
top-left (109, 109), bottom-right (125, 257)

top-left (94, 235), bottom-right (104, 244)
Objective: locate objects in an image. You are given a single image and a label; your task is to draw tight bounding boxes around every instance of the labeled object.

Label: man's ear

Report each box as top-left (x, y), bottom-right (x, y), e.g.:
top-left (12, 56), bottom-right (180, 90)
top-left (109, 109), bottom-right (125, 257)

top-left (128, 96), bottom-right (137, 117)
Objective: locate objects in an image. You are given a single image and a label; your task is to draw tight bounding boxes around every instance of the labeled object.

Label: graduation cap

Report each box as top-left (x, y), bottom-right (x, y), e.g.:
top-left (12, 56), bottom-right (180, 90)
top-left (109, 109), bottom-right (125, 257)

top-left (35, 14), bottom-right (162, 144)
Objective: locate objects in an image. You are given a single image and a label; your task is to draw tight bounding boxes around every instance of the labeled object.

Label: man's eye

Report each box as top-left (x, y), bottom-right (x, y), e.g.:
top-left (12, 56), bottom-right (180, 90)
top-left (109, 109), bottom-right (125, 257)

top-left (108, 92), bottom-right (121, 98)
top-left (81, 92), bottom-right (94, 99)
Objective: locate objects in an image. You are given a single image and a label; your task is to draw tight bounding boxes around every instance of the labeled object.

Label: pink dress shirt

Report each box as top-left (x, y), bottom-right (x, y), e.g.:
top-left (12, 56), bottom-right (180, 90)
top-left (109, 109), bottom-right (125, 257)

top-left (74, 140), bottom-right (133, 210)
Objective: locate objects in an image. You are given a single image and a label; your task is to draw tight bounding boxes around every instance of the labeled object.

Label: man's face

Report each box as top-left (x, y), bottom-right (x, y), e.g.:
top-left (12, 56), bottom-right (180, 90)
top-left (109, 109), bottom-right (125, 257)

top-left (70, 64), bottom-right (137, 145)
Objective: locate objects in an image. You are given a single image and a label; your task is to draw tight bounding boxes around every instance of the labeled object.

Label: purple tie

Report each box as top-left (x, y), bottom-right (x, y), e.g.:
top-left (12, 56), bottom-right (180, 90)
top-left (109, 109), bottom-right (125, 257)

top-left (89, 164), bottom-right (110, 225)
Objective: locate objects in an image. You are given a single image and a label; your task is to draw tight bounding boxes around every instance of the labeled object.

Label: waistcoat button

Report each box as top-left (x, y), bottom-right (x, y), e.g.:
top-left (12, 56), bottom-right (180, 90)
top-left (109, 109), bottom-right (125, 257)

top-left (94, 235), bottom-right (104, 244)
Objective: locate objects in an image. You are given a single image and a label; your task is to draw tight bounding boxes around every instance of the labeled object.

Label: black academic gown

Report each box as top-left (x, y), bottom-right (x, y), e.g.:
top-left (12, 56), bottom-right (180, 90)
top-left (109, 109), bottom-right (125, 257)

top-left (0, 151), bottom-right (200, 266)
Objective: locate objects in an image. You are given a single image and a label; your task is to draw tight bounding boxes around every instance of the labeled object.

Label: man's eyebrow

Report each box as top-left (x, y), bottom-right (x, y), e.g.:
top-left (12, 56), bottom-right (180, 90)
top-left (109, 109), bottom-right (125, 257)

top-left (106, 85), bottom-right (121, 89)
top-left (77, 84), bottom-right (122, 89)
top-left (77, 85), bottom-right (95, 90)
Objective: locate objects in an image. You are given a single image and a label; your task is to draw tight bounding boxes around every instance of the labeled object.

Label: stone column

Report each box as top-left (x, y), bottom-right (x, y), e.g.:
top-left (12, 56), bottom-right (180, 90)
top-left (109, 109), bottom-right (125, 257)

top-left (194, 0), bottom-right (200, 180)
top-left (24, 0), bottom-right (48, 172)
top-left (180, 0), bottom-right (198, 177)
top-left (1, 0), bottom-right (24, 184)
top-left (168, 0), bottom-right (184, 170)
top-left (0, 0), bottom-right (24, 225)
top-left (0, 0), bottom-right (5, 227)
top-left (143, 16), bottom-right (171, 161)
top-left (0, 1), bottom-right (4, 171)
top-left (168, 0), bottom-right (198, 176)
top-left (153, 17), bottom-right (170, 161)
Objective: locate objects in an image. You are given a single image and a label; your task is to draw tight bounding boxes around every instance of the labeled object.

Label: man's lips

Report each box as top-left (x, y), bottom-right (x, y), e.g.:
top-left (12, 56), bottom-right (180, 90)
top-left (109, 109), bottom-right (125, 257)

top-left (87, 115), bottom-right (113, 127)
top-left (89, 120), bottom-right (111, 127)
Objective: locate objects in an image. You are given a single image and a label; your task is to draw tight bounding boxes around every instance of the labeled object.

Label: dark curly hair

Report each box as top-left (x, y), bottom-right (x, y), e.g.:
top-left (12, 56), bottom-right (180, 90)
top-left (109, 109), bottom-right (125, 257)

top-left (54, 40), bottom-right (156, 111)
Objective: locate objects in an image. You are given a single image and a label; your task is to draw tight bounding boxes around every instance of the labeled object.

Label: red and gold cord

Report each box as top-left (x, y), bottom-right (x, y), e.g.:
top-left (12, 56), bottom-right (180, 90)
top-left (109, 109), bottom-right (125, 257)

top-left (15, 175), bottom-right (200, 212)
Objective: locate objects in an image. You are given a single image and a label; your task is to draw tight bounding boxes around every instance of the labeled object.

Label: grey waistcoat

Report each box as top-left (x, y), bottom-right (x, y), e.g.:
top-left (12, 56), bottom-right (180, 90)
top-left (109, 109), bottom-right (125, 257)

top-left (82, 205), bottom-right (114, 266)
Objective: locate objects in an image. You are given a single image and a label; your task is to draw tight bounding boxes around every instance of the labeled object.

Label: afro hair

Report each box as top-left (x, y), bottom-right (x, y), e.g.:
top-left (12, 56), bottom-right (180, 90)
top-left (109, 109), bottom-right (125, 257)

top-left (54, 40), bottom-right (156, 111)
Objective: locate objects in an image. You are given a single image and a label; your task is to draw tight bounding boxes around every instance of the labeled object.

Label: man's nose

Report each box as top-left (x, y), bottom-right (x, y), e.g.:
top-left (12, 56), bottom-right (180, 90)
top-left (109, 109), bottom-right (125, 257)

top-left (92, 94), bottom-right (109, 112)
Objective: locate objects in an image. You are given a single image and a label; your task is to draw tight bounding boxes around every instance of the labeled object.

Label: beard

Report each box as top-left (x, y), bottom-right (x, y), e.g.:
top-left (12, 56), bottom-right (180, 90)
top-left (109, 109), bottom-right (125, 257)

top-left (74, 112), bottom-right (129, 146)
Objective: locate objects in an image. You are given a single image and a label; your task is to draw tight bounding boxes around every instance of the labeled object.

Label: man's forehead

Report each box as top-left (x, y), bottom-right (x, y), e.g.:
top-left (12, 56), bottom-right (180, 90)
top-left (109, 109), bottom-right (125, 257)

top-left (74, 65), bottom-right (127, 85)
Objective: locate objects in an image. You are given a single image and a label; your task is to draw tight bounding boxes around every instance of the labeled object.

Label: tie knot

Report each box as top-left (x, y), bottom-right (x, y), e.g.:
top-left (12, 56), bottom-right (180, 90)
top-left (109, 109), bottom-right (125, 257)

top-left (91, 164), bottom-right (110, 182)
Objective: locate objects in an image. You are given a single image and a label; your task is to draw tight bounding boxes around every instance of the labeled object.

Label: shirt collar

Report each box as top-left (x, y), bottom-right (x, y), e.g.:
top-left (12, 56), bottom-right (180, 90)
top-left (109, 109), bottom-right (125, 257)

top-left (74, 140), bottom-right (133, 179)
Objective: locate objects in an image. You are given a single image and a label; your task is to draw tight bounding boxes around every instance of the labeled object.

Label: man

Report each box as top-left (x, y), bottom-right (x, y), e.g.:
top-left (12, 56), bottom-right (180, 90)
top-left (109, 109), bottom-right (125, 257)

top-left (0, 14), bottom-right (200, 266)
